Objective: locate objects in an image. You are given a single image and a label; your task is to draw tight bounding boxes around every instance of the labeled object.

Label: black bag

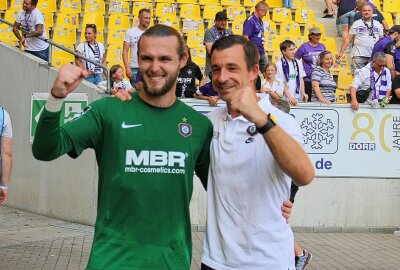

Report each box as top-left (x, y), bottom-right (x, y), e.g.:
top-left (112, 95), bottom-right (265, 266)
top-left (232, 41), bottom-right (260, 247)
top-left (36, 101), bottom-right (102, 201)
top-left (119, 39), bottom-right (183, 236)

top-left (356, 90), bottom-right (370, 103)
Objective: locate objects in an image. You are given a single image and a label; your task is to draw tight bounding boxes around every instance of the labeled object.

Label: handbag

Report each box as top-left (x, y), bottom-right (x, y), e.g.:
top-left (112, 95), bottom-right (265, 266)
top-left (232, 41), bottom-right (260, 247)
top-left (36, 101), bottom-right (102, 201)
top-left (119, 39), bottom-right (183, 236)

top-left (355, 71), bottom-right (384, 103)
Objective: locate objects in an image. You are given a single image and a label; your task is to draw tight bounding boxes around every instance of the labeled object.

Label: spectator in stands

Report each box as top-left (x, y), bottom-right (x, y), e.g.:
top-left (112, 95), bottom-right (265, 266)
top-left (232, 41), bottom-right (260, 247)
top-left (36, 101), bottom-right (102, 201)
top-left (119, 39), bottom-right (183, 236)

top-left (75, 24), bottom-right (107, 85)
top-left (394, 45), bottom-right (400, 76)
top-left (295, 27), bottom-right (327, 101)
top-left (260, 62), bottom-right (285, 99)
top-left (195, 74), bottom-right (219, 106)
top-left (282, 0), bottom-right (293, 9)
top-left (276, 40), bottom-right (307, 105)
top-left (123, 8), bottom-right (151, 88)
top-left (98, 64), bottom-right (134, 95)
top-left (337, 4), bottom-right (384, 72)
top-left (176, 46), bottom-right (204, 98)
top-left (322, 0), bottom-right (334, 18)
top-left (371, 25), bottom-right (400, 78)
top-left (204, 12), bottom-right (233, 79)
top-left (12, 0), bottom-right (50, 62)
top-left (243, 1), bottom-right (269, 73)
top-left (311, 50), bottom-right (337, 104)
top-left (390, 75), bottom-right (400, 104)
top-left (354, 0), bottom-right (389, 32)
top-left (349, 52), bottom-right (392, 110)
top-left (0, 106), bottom-right (12, 205)
top-left (333, 0), bottom-right (356, 42)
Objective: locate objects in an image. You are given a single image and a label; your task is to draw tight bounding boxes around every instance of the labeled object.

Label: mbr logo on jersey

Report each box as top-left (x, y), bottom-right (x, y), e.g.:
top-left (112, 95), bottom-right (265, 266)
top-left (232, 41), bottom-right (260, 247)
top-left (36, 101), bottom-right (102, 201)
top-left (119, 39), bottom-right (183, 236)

top-left (125, 150), bottom-right (187, 174)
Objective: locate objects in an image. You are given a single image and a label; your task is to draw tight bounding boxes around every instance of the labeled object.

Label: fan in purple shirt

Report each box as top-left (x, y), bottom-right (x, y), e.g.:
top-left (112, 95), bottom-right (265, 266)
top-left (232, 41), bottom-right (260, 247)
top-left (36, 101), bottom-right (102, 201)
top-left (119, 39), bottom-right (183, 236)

top-left (295, 27), bottom-right (326, 102)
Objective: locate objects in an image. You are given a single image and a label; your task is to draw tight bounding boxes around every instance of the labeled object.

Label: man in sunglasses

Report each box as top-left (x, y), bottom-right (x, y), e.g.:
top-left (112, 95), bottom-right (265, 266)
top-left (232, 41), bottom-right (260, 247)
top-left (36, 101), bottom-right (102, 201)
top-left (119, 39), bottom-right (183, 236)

top-left (349, 52), bottom-right (392, 110)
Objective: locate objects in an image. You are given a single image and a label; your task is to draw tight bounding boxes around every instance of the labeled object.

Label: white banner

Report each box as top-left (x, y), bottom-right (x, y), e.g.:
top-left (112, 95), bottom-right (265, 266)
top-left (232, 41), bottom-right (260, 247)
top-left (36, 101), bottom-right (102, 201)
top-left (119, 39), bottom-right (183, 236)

top-left (181, 99), bottom-right (400, 178)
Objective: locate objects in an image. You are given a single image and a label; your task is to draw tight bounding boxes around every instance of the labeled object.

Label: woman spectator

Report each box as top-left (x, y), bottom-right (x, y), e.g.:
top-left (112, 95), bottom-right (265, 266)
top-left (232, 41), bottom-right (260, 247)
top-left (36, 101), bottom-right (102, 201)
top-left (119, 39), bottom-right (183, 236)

top-left (295, 27), bottom-right (326, 101)
top-left (176, 46), bottom-right (204, 98)
top-left (311, 50), bottom-right (337, 104)
top-left (260, 62), bottom-right (285, 99)
top-left (75, 24), bottom-right (107, 85)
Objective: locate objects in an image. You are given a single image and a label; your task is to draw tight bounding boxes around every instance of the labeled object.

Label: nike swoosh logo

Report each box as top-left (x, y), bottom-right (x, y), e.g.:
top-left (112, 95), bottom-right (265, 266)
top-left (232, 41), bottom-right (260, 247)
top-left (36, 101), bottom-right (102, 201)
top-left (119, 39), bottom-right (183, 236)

top-left (245, 137), bottom-right (255, 144)
top-left (121, 122), bottom-right (142, 129)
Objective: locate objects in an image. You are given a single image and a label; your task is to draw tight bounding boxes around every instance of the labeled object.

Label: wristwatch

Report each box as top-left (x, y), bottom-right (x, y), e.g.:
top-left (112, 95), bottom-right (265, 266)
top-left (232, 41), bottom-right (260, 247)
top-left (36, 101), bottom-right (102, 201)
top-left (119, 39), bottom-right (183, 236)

top-left (256, 114), bottom-right (277, 134)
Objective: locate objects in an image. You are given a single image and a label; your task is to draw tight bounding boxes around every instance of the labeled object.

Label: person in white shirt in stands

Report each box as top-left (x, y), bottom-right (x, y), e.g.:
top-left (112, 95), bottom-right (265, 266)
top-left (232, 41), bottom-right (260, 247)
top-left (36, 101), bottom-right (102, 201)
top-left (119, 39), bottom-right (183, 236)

top-left (276, 40), bottom-right (307, 105)
top-left (0, 106), bottom-right (13, 205)
top-left (201, 35), bottom-right (314, 270)
top-left (337, 3), bottom-right (383, 72)
top-left (123, 8), bottom-right (151, 88)
top-left (349, 52), bottom-right (392, 110)
top-left (260, 62), bottom-right (285, 99)
top-left (12, 0), bottom-right (50, 61)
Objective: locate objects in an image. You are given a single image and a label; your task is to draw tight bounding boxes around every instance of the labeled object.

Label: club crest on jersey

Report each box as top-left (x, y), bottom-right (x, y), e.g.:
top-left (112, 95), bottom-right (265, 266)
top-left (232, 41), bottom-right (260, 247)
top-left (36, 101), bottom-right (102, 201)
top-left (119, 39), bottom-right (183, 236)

top-left (178, 117), bottom-right (192, 137)
top-left (69, 106), bottom-right (92, 122)
top-left (247, 125), bottom-right (257, 136)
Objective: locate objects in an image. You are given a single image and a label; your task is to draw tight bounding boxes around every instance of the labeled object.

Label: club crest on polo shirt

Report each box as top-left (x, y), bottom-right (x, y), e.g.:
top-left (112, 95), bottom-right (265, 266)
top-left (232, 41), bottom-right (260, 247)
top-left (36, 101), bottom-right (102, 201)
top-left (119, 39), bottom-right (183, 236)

top-left (247, 125), bottom-right (257, 136)
top-left (178, 117), bottom-right (192, 137)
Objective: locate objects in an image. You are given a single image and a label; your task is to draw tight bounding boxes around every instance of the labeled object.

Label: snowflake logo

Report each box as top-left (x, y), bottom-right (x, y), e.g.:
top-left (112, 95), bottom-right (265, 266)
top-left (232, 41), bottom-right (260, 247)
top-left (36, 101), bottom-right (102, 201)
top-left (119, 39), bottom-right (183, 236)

top-left (301, 113), bottom-right (334, 149)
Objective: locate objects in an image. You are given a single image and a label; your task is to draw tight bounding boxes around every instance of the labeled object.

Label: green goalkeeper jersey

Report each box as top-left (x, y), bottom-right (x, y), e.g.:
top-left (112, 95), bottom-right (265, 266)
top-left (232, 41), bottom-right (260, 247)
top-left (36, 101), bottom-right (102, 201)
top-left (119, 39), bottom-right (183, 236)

top-left (32, 93), bottom-right (212, 269)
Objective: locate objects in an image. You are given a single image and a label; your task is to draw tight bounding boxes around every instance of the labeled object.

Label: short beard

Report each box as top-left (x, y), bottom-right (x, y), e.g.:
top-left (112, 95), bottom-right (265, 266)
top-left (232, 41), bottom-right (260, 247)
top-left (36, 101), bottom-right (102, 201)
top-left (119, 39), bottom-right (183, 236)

top-left (142, 68), bottom-right (180, 97)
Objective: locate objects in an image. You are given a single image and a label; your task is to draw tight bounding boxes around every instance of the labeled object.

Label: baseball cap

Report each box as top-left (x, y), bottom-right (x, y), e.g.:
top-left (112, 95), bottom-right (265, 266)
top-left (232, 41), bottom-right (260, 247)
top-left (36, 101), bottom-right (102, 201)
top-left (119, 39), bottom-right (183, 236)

top-left (309, 27), bottom-right (322, 35)
top-left (388, 25), bottom-right (400, 34)
top-left (215, 11), bottom-right (228, 20)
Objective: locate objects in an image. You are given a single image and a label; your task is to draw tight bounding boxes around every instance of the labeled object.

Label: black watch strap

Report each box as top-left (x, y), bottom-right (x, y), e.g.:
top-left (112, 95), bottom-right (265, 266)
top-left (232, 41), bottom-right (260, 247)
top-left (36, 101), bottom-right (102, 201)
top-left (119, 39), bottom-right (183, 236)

top-left (256, 114), bottom-right (277, 134)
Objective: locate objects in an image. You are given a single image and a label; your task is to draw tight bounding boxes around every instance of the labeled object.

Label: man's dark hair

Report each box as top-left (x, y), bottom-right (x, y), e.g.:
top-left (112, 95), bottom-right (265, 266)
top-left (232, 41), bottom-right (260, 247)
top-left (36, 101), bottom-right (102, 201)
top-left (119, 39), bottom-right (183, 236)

top-left (31, 0), bottom-right (38, 6)
top-left (138, 24), bottom-right (185, 59)
top-left (210, 35), bottom-right (260, 71)
top-left (138, 8), bottom-right (151, 16)
top-left (280, 40), bottom-right (296, 53)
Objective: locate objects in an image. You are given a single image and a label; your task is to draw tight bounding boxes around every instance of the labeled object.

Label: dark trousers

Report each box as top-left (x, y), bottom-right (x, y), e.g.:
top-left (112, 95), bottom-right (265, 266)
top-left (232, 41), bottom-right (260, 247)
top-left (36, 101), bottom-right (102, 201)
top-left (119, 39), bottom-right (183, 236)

top-left (304, 80), bottom-right (312, 102)
top-left (26, 46), bottom-right (49, 62)
top-left (201, 263), bottom-right (215, 270)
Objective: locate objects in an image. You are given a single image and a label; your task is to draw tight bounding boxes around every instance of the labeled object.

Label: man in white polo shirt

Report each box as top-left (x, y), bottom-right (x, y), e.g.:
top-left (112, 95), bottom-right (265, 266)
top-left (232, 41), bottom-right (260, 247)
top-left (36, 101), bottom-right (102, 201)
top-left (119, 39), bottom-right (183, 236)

top-left (0, 106), bottom-right (13, 205)
top-left (12, 0), bottom-right (50, 61)
top-left (201, 35), bottom-right (315, 269)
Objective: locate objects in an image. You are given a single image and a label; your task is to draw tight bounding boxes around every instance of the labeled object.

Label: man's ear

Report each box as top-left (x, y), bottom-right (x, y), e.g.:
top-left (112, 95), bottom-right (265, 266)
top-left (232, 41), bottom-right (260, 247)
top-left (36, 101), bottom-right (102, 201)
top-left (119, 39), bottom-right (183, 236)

top-left (180, 51), bottom-right (189, 69)
top-left (249, 64), bottom-right (259, 82)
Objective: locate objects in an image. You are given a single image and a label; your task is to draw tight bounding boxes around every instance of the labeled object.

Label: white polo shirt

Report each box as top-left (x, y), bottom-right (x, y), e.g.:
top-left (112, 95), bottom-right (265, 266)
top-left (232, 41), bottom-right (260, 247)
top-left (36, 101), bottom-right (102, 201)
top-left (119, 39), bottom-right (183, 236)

top-left (276, 58), bottom-right (306, 100)
top-left (202, 96), bottom-right (302, 270)
top-left (1, 108), bottom-right (12, 138)
top-left (124, 26), bottom-right (145, 68)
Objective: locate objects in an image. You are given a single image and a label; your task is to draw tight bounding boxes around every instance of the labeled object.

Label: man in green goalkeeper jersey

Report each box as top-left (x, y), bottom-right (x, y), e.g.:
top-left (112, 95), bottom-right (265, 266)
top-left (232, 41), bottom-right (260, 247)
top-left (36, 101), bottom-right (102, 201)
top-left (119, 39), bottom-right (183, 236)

top-left (32, 25), bottom-right (213, 270)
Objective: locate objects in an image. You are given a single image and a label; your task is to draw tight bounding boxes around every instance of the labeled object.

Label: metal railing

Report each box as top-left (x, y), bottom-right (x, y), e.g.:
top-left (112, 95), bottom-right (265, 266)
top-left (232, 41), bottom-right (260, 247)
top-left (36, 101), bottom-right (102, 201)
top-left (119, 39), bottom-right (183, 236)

top-left (0, 17), bottom-right (111, 93)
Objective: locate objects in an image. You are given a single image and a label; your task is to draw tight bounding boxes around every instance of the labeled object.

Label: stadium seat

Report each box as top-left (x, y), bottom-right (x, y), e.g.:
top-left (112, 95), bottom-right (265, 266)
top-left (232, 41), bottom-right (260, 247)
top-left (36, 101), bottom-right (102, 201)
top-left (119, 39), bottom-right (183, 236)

top-left (108, 0), bottom-right (130, 16)
top-left (82, 13), bottom-right (105, 30)
top-left (279, 35), bottom-right (306, 48)
top-left (84, 0), bottom-right (106, 14)
top-left (265, 0), bottom-right (282, 8)
top-left (80, 28), bottom-right (104, 43)
top-left (0, 24), bottom-right (18, 46)
top-left (272, 8), bottom-right (292, 22)
top-left (9, 0), bottom-right (22, 11)
top-left (0, 0), bottom-right (7, 11)
top-left (108, 14), bottom-right (130, 30)
top-left (52, 57), bottom-right (74, 69)
top-left (107, 28), bottom-right (127, 45)
top-left (263, 20), bottom-right (277, 35)
top-left (52, 26), bottom-right (77, 44)
top-left (176, 0), bottom-right (198, 4)
top-left (186, 30), bottom-right (204, 48)
top-left (279, 21), bottom-right (301, 36)
top-left (395, 13), bottom-right (400, 25)
top-left (199, 0), bottom-right (218, 5)
top-left (381, 12), bottom-right (394, 27)
top-left (337, 69), bottom-right (353, 90)
top-left (190, 46), bottom-right (206, 72)
top-left (56, 13), bottom-right (80, 29)
top-left (383, 0), bottom-right (400, 13)
top-left (221, 0), bottom-right (241, 7)
top-left (132, 2), bottom-right (153, 16)
top-left (226, 6), bottom-right (247, 21)
top-left (242, 0), bottom-right (257, 8)
top-left (231, 19), bottom-right (244, 35)
top-left (37, 0), bottom-right (57, 13)
top-left (154, 0), bottom-right (174, 4)
top-left (180, 4), bottom-right (201, 19)
top-left (330, 53), bottom-right (349, 73)
top-left (292, 0), bottom-right (306, 9)
top-left (264, 34), bottom-right (285, 52)
top-left (271, 50), bottom-right (282, 63)
top-left (202, 5), bottom-right (223, 20)
top-left (59, 0), bottom-right (82, 14)
top-left (4, 9), bottom-right (19, 22)
top-left (303, 22), bottom-right (325, 37)
top-left (370, 0), bottom-right (381, 11)
top-left (335, 89), bottom-right (348, 104)
top-left (158, 17), bottom-right (180, 31)
top-left (107, 43), bottom-right (124, 65)
top-left (182, 18), bottom-right (204, 34)
top-left (43, 12), bottom-right (54, 28)
top-left (52, 46), bottom-right (75, 63)
top-left (295, 8), bottom-right (315, 24)
top-left (320, 37), bottom-right (337, 53)
top-left (155, 3), bottom-right (176, 18)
